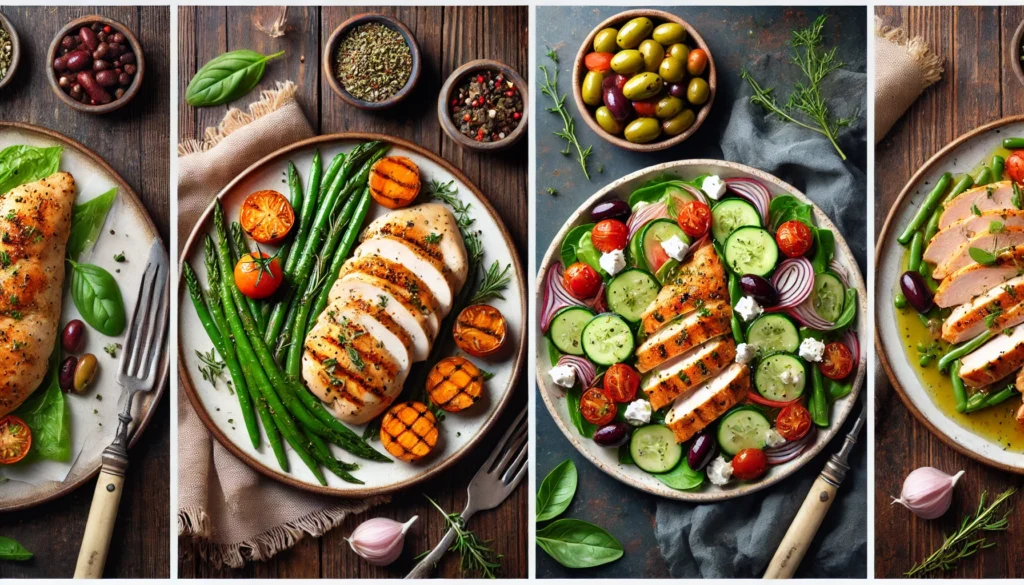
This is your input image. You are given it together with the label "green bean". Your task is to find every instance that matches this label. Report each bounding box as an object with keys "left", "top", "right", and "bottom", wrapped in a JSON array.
[
  {"left": 899, "top": 172, "right": 952, "bottom": 244},
  {"left": 942, "top": 174, "right": 975, "bottom": 204},
  {"left": 908, "top": 231, "right": 924, "bottom": 273},
  {"left": 276, "top": 162, "right": 305, "bottom": 279},
  {"left": 975, "top": 167, "right": 993, "bottom": 187},
  {"left": 809, "top": 366, "right": 828, "bottom": 427},
  {"left": 229, "top": 222, "right": 265, "bottom": 334},
  {"left": 938, "top": 330, "right": 994, "bottom": 373},
  {"left": 992, "top": 155, "right": 1006, "bottom": 182},
  {"left": 1002, "top": 137, "right": 1024, "bottom": 150},
  {"left": 305, "top": 429, "right": 364, "bottom": 484},
  {"left": 923, "top": 208, "right": 942, "bottom": 241},
  {"left": 950, "top": 360, "right": 968, "bottom": 413},
  {"left": 894, "top": 293, "right": 907, "bottom": 309}
]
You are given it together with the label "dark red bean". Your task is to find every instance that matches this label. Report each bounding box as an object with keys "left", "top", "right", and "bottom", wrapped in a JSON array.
[
  {"left": 111, "top": 32, "right": 125, "bottom": 45},
  {"left": 97, "top": 30, "right": 108, "bottom": 43},
  {"left": 61, "top": 35, "right": 76, "bottom": 50},
  {"left": 65, "top": 50, "right": 92, "bottom": 73},
  {"left": 123, "top": 64, "right": 136, "bottom": 76},
  {"left": 93, "top": 59, "right": 111, "bottom": 72},
  {"left": 79, "top": 26, "right": 99, "bottom": 51},
  {"left": 53, "top": 55, "right": 70, "bottom": 72},
  {"left": 94, "top": 70, "right": 118, "bottom": 87},
  {"left": 119, "top": 52, "right": 135, "bottom": 65},
  {"left": 93, "top": 42, "right": 109, "bottom": 60},
  {"left": 77, "top": 71, "right": 113, "bottom": 104},
  {"left": 106, "top": 43, "right": 123, "bottom": 57},
  {"left": 118, "top": 72, "right": 132, "bottom": 86}
]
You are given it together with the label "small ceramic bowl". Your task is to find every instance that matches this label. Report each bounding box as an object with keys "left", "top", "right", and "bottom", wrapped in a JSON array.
[
  {"left": 47, "top": 15, "right": 145, "bottom": 115},
  {"left": 1012, "top": 20, "right": 1024, "bottom": 88},
  {"left": 0, "top": 11, "right": 20, "bottom": 91},
  {"left": 324, "top": 13, "right": 421, "bottom": 110},
  {"left": 438, "top": 59, "right": 528, "bottom": 152},
  {"left": 572, "top": 9, "right": 717, "bottom": 152}
]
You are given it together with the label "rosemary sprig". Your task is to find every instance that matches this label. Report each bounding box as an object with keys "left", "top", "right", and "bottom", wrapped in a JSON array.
[
  {"left": 195, "top": 348, "right": 226, "bottom": 384},
  {"left": 424, "top": 495, "right": 502, "bottom": 579},
  {"left": 905, "top": 488, "right": 1016, "bottom": 577},
  {"left": 539, "top": 48, "right": 592, "bottom": 180},
  {"left": 470, "top": 260, "right": 512, "bottom": 304}
]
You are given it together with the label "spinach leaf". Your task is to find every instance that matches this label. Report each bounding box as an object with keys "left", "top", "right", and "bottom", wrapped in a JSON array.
[
  {"left": 0, "top": 145, "right": 62, "bottom": 195},
  {"left": 617, "top": 443, "right": 634, "bottom": 465},
  {"left": 559, "top": 223, "right": 595, "bottom": 268},
  {"left": 768, "top": 194, "right": 814, "bottom": 232},
  {"left": 810, "top": 228, "right": 834, "bottom": 273},
  {"left": 828, "top": 378, "right": 853, "bottom": 402},
  {"left": 185, "top": 50, "right": 285, "bottom": 107},
  {"left": 548, "top": 337, "right": 562, "bottom": 367},
  {"left": 67, "top": 187, "right": 117, "bottom": 260},
  {"left": 15, "top": 345, "right": 71, "bottom": 462},
  {"left": 536, "top": 518, "right": 624, "bottom": 569},
  {"left": 536, "top": 459, "right": 578, "bottom": 522},
  {"left": 0, "top": 536, "right": 32, "bottom": 561},
  {"left": 69, "top": 261, "right": 126, "bottom": 336},
  {"left": 831, "top": 288, "right": 858, "bottom": 331},
  {"left": 653, "top": 456, "right": 705, "bottom": 491},
  {"left": 576, "top": 231, "right": 604, "bottom": 276},
  {"left": 566, "top": 385, "right": 596, "bottom": 438}
]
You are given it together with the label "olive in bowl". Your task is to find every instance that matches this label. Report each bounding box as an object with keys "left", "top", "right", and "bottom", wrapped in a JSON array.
[{"left": 47, "top": 16, "right": 144, "bottom": 114}]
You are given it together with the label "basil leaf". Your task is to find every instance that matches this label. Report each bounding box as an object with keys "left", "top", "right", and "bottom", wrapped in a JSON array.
[
  {"left": 617, "top": 443, "right": 634, "bottom": 465},
  {"left": 810, "top": 228, "right": 834, "bottom": 274},
  {"left": 968, "top": 246, "right": 998, "bottom": 266},
  {"left": 0, "top": 145, "right": 62, "bottom": 195},
  {"left": 990, "top": 220, "right": 1005, "bottom": 234},
  {"left": 653, "top": 457, "right": 705, "bottom": 491},
  {"left": 536, "top": 518, "right": 623, "bottom": 569},
  {"left": 576, "top": 231, "right": 604, "bottom": 275},
  {"left": 536, "top": 459, "right": 578, "bottom": 522},
  {"left": 566, "top": 385, "right": 596, "bottom": 438},
  {"left": 186, "top": 50, "right": 285, "bottom": 107},
  {"left": 67, "top": 187, "right": 117, "bottom": 260},
  {"left": 70, "top": 261, "right": 126, "bottom": 336},
  {"left": 0, "top": 536, "right": 32, "bottom": 561},
  {"left": 15, "top": 345, "right": 71, "bottom": 462},
  {"left": 768, "top": 194, "right": 814, "bottom": 232},
  {"left": 559, "top": 223, "right": 595, "bottom": 268}
]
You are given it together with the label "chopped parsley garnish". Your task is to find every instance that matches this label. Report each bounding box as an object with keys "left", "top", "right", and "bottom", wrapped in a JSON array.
[
  {"left": 424, "top": 232, "right": 442, "bottom": 245},
  {"left": 104, "top": 343, "right": 122, "bottom": 358},
  {"left": 113, "top": 252, "right": 126, "bottom": 262}
]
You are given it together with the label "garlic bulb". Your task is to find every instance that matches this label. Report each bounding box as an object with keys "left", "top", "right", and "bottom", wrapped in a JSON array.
[
  {"left": 892, "top": 467, "right": 964, "bottom": 519},
  {"left": 347, "top": 516, "right": 418, "bottom": 566}
]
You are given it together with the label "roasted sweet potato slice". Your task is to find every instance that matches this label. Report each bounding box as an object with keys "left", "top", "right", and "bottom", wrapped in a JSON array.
[
  {"left": 426, "top": 356, "right": 484, "bottom": 413},
  {"left": 380, "top": 401, "right": 438, "bottom": 462}
]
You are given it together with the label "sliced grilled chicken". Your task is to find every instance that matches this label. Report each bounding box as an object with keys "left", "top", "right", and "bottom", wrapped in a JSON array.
[
  {"left": 942, "top": 275, "right": 1024, "bottom": 343},
  {"left": 933, "top": 245, "right": 1024, "bottom": 308},
  {"left": 362, "top": 203, "right": 468, "bottom": 292},
  {"left": 665, "top": 363, "right": 750, "bottom": 444},
  {"left": 939, "top": 181, "right": 1018, "bottom": 230},
  {"left": 0, "top": 172, "right": 75, "bottom": 418},
  {"left": 640, "top": 244, "right": 728, "bottom": 335},
  {"left": 959, "top": 324, "right": 1024, "bottom": 388},
  {"left": 337, "top": 255, "right": 442, "bottom": 336},
  {"left": 635, "top": 302, "right": 732, "bottom": 373},
  {"left": 925, "top": 209, "right": 1024, "bottom": 266},
  {"left": 643, "top": 336, "right": 736, "bottom": 411},
  {"left": 328, "top": 278, "right": 434, "bottom": 360},
  {"left": 933, "top": 226, "right": 1024, "bottom": 280},
  {"left": 339, "top": 296, "right": 416, "bottom": 361},
  {"left": 1016, "top": 367, "right": 1024, "bottom": 394},
  {"left": 354, "top": 237, "right": 453, "bottom": 315},
  {"left": 331, "top": 300, "right": 411, "bottom": 374}
]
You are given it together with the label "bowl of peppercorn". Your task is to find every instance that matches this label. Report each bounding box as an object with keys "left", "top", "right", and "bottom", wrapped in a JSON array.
[
  {"left": 439, "top": 59, "right": 528, "bottom": 152},
  {"left": 0, "top": 10, "right": 20, "bottom": 91},
  {"left": 47, "top": 15, "right": 145, "bottom": 114},
  {"left": 324, "top": 13, "right": 421, "bottom": 111}
]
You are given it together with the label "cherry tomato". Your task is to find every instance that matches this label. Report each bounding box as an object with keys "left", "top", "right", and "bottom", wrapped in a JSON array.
[
  {"left": 603, "top": 363, "right": 640, "bottom": 403},
  {"left": 1007, "top": 151, "right": 1024, "bottom": 184},
  {"left": 591, "top": 219, "right": 629, "bottom": 253},
  {"left": 820, "top": 341, "right": 854, "bottom": 380},
  {"left": 584, "top": 52, "right": 614, "bottom": 73},
  {"left": 776, "top": 404, "right": 812, "bottom": 441},
  {"left": 677, "top": 200, "right": 711, "bottom": 238},
  {"left": 776, "top": 220, "right": 813, "bottom": 258},
  {"left": 239, "top": 190, "right": 295, "bottom": 245},
  {"left": 234, "top": 251, "right": 283, "bottom": 299},
  {"left": 686, "top": 48, "right": 709, "bottom": 76},
  {"left": 632, "top": 98, "right": 658, "bottom": 117},
  {"left": 563, "top": 262, "right": 602, "bottom": 299},
  {"left": 580, "top": 388, "right": 617, "bottom": 426},
  {"left": 731, "top": 448, "right": 768, "bottom": 480},
  {"left": 0, "top": 415, "right": 32, "bottom": 465}
]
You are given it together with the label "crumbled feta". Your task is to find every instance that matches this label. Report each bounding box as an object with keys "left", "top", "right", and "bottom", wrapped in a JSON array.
[
  {"left": 548, "top": 365, "right": 576, "bottom": 388},
  {"left": 624, "top": 399, "right": 652, "bottom": 426},
  {"left": 599, "top": 249, "right": 626, "bottom": 276},
  {"left": 799, "top": 337, "right": 826, "bottom": 363},
  {"left": 735, "top": 296, "right": 763, "bottom": 322},
  {"left": 779, "top": 366, "right": 804, "bottom": 386},
  {"left": 735, "top": 343, "right": 757, "bottom": 365},
  {"left": 764, "top": 428, "right": 787, "bottom": 448},
  {"left": 702, "top": 175, "right": 727, "bottom": 200},
  {"left": 660, "top": 235, "right": 690, "bottom": 261},
  {"left": 707, "top": 456, "right": 733, "bottom": 486}
]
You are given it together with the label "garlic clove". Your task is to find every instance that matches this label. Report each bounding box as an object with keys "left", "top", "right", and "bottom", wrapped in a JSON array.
[
  {"left": 892, "top": 467, "right": 965, "bottom": 520},
  {"left": 346, "top": 515, "right": 418, "bottom": 566}
]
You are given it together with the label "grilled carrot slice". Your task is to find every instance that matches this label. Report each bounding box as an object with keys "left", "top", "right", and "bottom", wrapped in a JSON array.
[
  {"left": 426, "top": 356, "right": 484, "bottom": 413},
  {"left": 453, "top": 304, "right": 508, "bottom": 357},
  {"left": 369, "top": 156, "right": 421, "bottom": 209},
  {"left": 380, "top": 401, "right": 438, "bottom": 462}
]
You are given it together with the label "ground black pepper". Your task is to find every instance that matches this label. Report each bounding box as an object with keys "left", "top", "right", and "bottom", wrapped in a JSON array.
[{"left": 449, "top": 70, "right": 523, "bottom": 143}]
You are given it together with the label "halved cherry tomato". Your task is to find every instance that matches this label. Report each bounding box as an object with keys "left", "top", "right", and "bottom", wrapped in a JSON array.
[
  {"left": 731, "top": 448, "right": 768, "bottom": 480},
  {"left": 603, "top": 363, "right": 640, "bottom": 403},
  {"left": 776, "top": 220, "right": 813, "bottom": 258},
  {"left": 563, "top": 261, "right": 602, "bottom": 299},
  {"left": 453, "top": 304, "right": 507, "bottom": 357},
  {"left": 677, "top": 200, "right": 711, "bottom": 238},
  {"left": 584, "top": 52, "right": 614, "bottom": 73},
  {"left": 820, "top": 341, "right": 854, "bottom": 380},
  {"left": 0, "top": 415, "right": 32, "bottom": 465},
  {"left": 776, "top": 404, "right": 812, "bottom": 441},
  {"left": 1007, "top": 151, "right": 1024, "bottom": 184},
  {"left": 632, "top": 98, "right": 658, "bottom": 117},
  {"left": 239, "top": 190, "right": 295, "bottom": 246},
  {"left": 591, "top": 219, "right": 629, "bottom": 253},
  {"left": 580, "top": 388, "right": 617, "bottom": 426},
  {"left": 234, "top": 251, "right": 283, "bottom": 299}
]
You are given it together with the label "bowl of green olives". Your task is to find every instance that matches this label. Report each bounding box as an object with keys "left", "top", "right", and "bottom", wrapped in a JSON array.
[{"left": 572, "top": 9, "right": 716, "bottom": 151}]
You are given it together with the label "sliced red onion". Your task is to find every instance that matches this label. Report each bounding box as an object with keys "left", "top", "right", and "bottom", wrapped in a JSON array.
[
  {"left": 541, "top": 262, "right": 583, "bottom": 332},
  {"left": 627, "top": 201, "right": 669, "bottom": 240},
  {"left": 787, "top": 300, "right": 836, "bottom": 330},
  {"left": 843, "top": 329, "right": 860, "bottom": 367},
  {"left": 725, "top": 178, "right": 772, "bottom": 223},
  {"left": 587, "top": 281, "right": 608, "bottom": 313},
  {"left": 765, "top": 258, "right": 814, "bottom": 311},
  {"left": 556, "top": 355, "right": 596, "bottom": 391},
  {"left": 765, "top": 430, "right": 815, "bottom": 465},
  {"left": 829, "top": 260, "right": 850, "bottom": 287},
  {"left": 677, "top": 183, "right": 708, "bottom": 205}
]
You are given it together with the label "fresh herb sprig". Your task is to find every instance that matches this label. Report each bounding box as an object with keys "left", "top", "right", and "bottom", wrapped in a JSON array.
[
  {"left": 424, "top": 495, "right": 502, "bottom": 578},
  {"left": 471, "top": 260, "right": 512, "bottom": 304},
  {"left": 195, "top": 348, "right": 226, "bottom": 384},
  {"left": 539, "top": 48, "right": 593, "bottom": 180}
]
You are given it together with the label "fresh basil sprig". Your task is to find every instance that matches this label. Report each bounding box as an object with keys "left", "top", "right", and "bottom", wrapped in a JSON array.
[
  {"left": 536, "top": 459, "right": 578, "bottom": 522},
  {"left": 0, "top": 536, "right": 32, "bottom": 561},
  {"left": 67, "top": 187, "right": 117, "bottom": 261},
  {"left": 68, "top": 260, "right": 126, "bottom": 336},
  {"left": 535, "top": 460, "right": 623, "bottom": 568},
  {"left": 185, "top": 50, "right": 285, "bottom": 107}
]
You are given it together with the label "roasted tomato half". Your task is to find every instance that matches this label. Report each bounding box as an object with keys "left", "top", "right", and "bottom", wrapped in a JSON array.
[
  {"left": 677, "top": 200, "right": 711, "bottom": 238},
  {"left": 776, "top": 220, "right": 813, "bottom": 258},
  {"left": 820, "top": 341, "right": 854, "bottom": 380},
  {"left": 776, "top": 404, "right": 812, "bottom": 441},
  {"left": 239, "top": 190, "right": 295, "bottom": 245},
  {"left": 234, "top": 251, "right": 283, "bottom": 299},
  {"left": 603, "top": 363, "right": 640, "bottom": 403},
  {"left": 580, "top": 388, "right": 617, "bottom": 426},
  {"left": 0, "top": 415, "right": 32, "bottom": 465}
]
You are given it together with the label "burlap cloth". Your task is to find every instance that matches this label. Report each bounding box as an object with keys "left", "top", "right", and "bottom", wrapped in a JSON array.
[
  {"left": 875, "top": 16, "right": 944, "bottom": 142},
  {"left": 177, "top": 81, "right": 388, "bottom": 569}
]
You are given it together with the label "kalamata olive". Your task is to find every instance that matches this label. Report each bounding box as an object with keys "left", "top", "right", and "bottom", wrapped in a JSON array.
[
  {"left": 900, "top": 270, "right": 934, "bottom": 313},
  {"left": 667, "top": 82, "right": 686, "bottom": 99},
  {"left": 603, "top": 85, "right": 631, "bottom": 121},
  {"left": 65, "top": 50, "right": 93, "bottom": 73},
  {"left": 53, "top": 55, "right": 69, "bottom": 72},
  {"left": 119, "top": 52, "right": 136, "bottom": 65},
  {"left": 93, "top": 42, "right": 109, "bottom": 60},
  {"left": 61, "top": 35, "right": 76, "bottom": 50},
  {"left": 95, "top": 70, "right": 118, "bottom": 88},
  {"left": 687, "top": 431, "right": 718, "bottom": 471},
  {"left": 593, "top": 422, "right": 631, "bottom": 447},
  {"left": 601, "top": 73, "right": 628, "bottom": 91},
  {"left": 591, "top": 199, "right": 631, "bottom": 222},
  {"left": 77, "top": 72, "right": 113, "bottom": 105},
  {"left": 73, "top": 354, "right": 98, "bottom": 393},
  {"left": 79, "top": 26, "right": 99, "bottom": 51},
  {"left": 740, "top": 274, "right": 778, "bottom": 307},
  {"left": 59, "top": 356, "right": 78, "bottom": 392},
  {"left": 97, "top": 30, "right": 108, "bottom": 43},
  {"left": 62, "top": 319, "right": 87, "bottom": 353}
]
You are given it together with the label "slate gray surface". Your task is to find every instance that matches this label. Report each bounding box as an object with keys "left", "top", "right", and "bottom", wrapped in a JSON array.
[{"left": 535, "top": 5, "right": 867, "bottom": 579}]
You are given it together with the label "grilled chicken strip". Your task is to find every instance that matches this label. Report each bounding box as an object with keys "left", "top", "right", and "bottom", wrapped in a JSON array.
[
  {"left": 933, "top": 245, "right": 1024, "bottom": 308},
  {"left": 933, "top": 226, "right": 1024, "bottom": 280},
  {"left": 354, "top": 238, "right": 453, "bottom": 315},
  {"left": 635, "top": 302, "right": 732, "bottom": 373},
  {"left": 925, "top": 209, "right": 1024, "bottom": 266},
  {"left": 642, "top": 336, "right": 735, "bottom": 411},
  {"left": 939, "top": 181, "right": 1017, "bottom": 230},
  {"left": 665, "top": 362, "right": 749, "bottom": 444},
  {"left": 959, "top": 324, "right": 1024, "bottom": 388},
  {"left": 328, "top": 278, "right": 433, "bottom": 361},
  {"left": 362, "top": 203, "right": 468, "bottom": 292},
  {"left": 640, "top": 244, "right": 728, "bottom": 335},
  {"left": 337, "top": 255, "right": 442, "bottom": 336},
  {"left": 942, "top": 275, "right": 1024, "bottom": 344},
  {"left": 0, "top": 172, "right": 75, "bottom": 418}
]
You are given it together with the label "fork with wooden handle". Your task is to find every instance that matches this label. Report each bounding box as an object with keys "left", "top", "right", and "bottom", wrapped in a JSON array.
[
  {"left": 405, "top": 409, "right": 527, "bottom": 579},
  {"left": 73, "top": 242, "right": 169, "bottom": 579}
]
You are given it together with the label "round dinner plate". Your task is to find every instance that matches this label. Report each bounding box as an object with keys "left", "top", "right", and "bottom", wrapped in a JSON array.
[
  {"left": 0, "top": 122, "right": 168, "bottom": 512},
  {"left": 178, "top": 133, "right": 526, "bottom": 497},
  {"left": 875, "top": 115, "right": 1024, "bottom": 474},
  {"left": 536, "top": 159, "right": 866, "bottom": 502}
]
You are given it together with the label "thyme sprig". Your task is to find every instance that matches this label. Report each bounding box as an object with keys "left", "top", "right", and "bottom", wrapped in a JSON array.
[
  {"left": 470, "top": 260, "right": 512, "bottom": 304},
  {"left": 539, "top": 48, "right": 592, "bottom": 180},
  {"left": 424, "top": 495, "right": 502, "bottom": 579},
  {"left": 195, "top": 348, "right": 226, "bottom": 384}
]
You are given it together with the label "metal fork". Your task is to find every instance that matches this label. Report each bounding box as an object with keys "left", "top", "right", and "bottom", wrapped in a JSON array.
[
  {"left": 405, "top": 409, "right": 528, "bottom": 579},
  {"left": 74, "top": 241, "right": 169, "bottom": 579}
]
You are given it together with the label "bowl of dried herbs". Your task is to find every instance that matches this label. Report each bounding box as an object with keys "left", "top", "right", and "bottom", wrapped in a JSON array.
[
  {"left": 0, "top": 10, "right": 20, "bottom": 90},
  {"left": 324, "top": 13, "right": 420, "bottom": 110}
]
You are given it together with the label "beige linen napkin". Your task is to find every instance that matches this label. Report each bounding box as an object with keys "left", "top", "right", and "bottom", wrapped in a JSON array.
[
  {"left": 178, "top": 81, "right": 387, "bottom": 568},
  {"left": 874, "top": 17, "right": 944, "bottom": 143}
]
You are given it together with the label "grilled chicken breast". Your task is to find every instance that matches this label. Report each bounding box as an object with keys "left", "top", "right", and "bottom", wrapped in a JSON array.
[
  {"left": 337, "top": 256, "right": 442, "bottom": 336},
  {"left": 643, "top": 336, "right": 736, "bottom": 411},
  {"left": 665, "top": 363, "right": 749, "bottom": 444},
  {"left": 933, "top": 226, "right": 1024, "bottom": 280},
  {"left": 959, "top": 324, "right": 1024, "bottom": 388},
  {"left": 0, "top": 172, "right": 75, "bottom": 418},
  {"left": 635, "top": 302, "right": 732, "bottom": 373},
  {"left": 328, "top": 278, "right": 433, "bottom": 361},
  {"left": 942, "top": 275, "right": 1024, "bottom": 343},
  {"left": 939, "top": 181, "right": 1017, "bottom": 230},
  {"left": 354, "top": 238, "right": 453, "bottom": 315},
  {"left": 933, "top": 245, "right": 1024, "bottom": 308},
  {"left": 640, "top": 244, "right": 728, "bottom": 335},
  {"left": 362, "top": 203, "right": 468, "bottom": 292},
  {"left": 925, "top": 209, "right": 1024, "bottom": 266}
]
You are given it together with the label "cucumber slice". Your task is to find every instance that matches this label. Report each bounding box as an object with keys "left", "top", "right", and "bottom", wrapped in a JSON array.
[
  {"left": 746, "top": 314, "right": 800, "bottom": 354},
  {"left": 717, "top": 406, "right": 771, "bottom": 456},
  {"left": 754, "top": 353, "right": 807, "bottom": 401},
  {"left": 628, "top": 227, "right": 647, "bottom": 271},
  {"left": 641, "top": 219, "right": 689, "bottom": 275},
  {"left": 629, "top": 424, "right": 683, "bottom": 473},
  {"left": 607, "top": 269, "right": 660, "bottom": 323},
  {"left": 724, "top": 226, "right": 778, "bottom": 277},
  {"left": 711, "top": 198, "right": 761, "bottom": 244},
  {"left": 811, "top": 272, "right": 845, "bottom": 322},
  {"left": 581, "top": 313, "right": 635, "bottom": 365},
  {"left": 548, "top": 306, "right": 595, "bottom": 356}
]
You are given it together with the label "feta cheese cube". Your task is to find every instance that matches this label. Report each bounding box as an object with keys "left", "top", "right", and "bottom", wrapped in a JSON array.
[
  {"left": 660, "top": 235, "right": 690, "bottom": 262},
  {"left": 702, "top": 175, "right": 727, "bottom": 200},
  {"left": 548, "top": 365, "right": 576, "bottom": 388},
  {"left": 764, "top": 428, "right": 787, "bottom": 448},
  {"left": 799, "top": 337, "right": 826, "bottom": 363},
  {"left": 707, "top": 456, "right": 733, "bottom": 486},
  {"left": 599, "top": 249, "right": 626, "bottom": 276},
  {"left": 624, "top": 399, "right": 652, "bottom": 426},
  {"left": 735, "top": 296, "right": 763, "bottom": 322},
  {"left": 735, "top": 343, "right": 756, "bottom": 365},
  {"left": 779, "top": 366, "right": 803, "bottom": 386}
]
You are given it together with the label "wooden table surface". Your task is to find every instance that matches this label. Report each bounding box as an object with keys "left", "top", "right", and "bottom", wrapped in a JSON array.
[
  {"left": 0, "top": 6, "right": 170, "bottom": 579},
  {"left": 177, "top": 6, "right": 527, "bottom": 579},
  {"left": 875, "top": 5, "right": 1024, "bottom": 579}
]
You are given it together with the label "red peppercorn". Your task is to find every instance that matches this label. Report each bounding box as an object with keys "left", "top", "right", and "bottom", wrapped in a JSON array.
[
  {"left": 477, "top": 74, "right": 484, "bottom": 84},
  {"left": 513, "top": 112, "right": 522, "bottom": 120},
  {"left": 505, "top": 90, "right": 514, "bottom": 97},
  {"left": 463, "top": 114, "right": 471, "bottom": 122},
  {"left": 103, "top": 26, "right": 111, "bottom": 33},
  {"left": 451, "top": 99, "right": 458, "bottom": 106}
]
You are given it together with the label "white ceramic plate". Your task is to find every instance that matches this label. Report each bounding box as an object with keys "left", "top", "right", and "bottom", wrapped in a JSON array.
[
  {"left": 875, "top": 115, "right": 1024, "bottom": 474},
  {"left": 179, "top": 134, "right": 526, "bottom": 496},
  {"left": 536, "top": 159, "right": 866, "bottom": 502}
]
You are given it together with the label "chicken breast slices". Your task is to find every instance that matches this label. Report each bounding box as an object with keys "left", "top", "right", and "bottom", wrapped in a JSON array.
[
  {"left": 640, "top": 244, "right": 728, "bottom": 336},
  {"left": 942, "top": 275, "right": 1024, "bottom": 344},
  {"left": 642, "top": 336, "right": 736, "bottom": 411},
  {"left": 328, "top": 276, "right": 436, "bottom": 357},
  {"left": 924, "top": 209, "right": 1024, "bottom": 266},
  {"left": 635, "top": 301, "right": 732, "bottom": 373},
  {"left": 933, "top": 245, "right": 1024, "bottom": 308},
  {"left": 354, "top": 237, "right": 453, "bottom": 315},
  {"left": 959, "top": 324, "right": 1024, "bottom": 388},
  {"left": 665, "top": 363, "right": 750, "bottom": 444},
  {"left": 337, "top": 255, "right": 442, "bottom": 336},
  {"left": 933, "top": 226, "right": 1024, "bottom": 280},
  {"left": 362, "top": 202, "right": 468, "bottom": 293},
  {"left": 939, "top": 181, "right": 1018, "bottom": 230}
]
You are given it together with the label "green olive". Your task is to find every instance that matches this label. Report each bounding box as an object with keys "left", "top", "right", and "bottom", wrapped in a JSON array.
[
  {"left": 73, "top": 353, "right": 98, "bottom": 394},
  {"left": 658, "top": 56, "right": 685, "bottom": 83},
  {"left": 581, "top": 71, "right": 606, "bottom": 106},
  {"left": 662, "top": 109, "right": 696, "bottom": 136},
  {"left": 655, "top": 95, "right": 684, "bottom": 119},
  {"left": 622, "top": 72, "right": 664, "bottom": 101},
  {"left": 593, "top": 28, "right": 619, "bottom": 53},
  {"left": 653, "top": 22, "right": 687, "bottom": 45},
  {"left": 667, "top": 43, "right": 690, "bottom": 62},
  {"left": 638, "top": 39, "right": 665, "bottom": 73},
  {"left": 595, "top": 106, "right": 625, "bottom": 135},
  {"left": 610, "top": 50, "right": 645, "bottom": 75},
  {"left": 687, "top": 77, "right": 710, "bottom": 105},
  {"left": 624, "top": 117, "right": 662, "bottom": 143},
  {"left": 616, "top": 17, "right": 654, "bottom": 49}
]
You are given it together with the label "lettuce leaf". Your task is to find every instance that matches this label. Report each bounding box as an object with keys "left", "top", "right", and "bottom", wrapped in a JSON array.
[{"left": 14, "top": 346, "right": 72, "bottom": 462}]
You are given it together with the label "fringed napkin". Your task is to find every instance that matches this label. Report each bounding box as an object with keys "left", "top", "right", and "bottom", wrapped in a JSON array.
[{"left": 875, "top": 17, "right": 944, "bottom": 142}]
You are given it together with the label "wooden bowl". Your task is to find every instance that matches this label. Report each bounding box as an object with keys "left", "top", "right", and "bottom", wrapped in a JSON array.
[
  {"left": 438, "top": 59, "right": 528, "bottom": 152},
  {"left": 46, "top": 15, "right": 145, "bottom": 115},
  {"left": 1012, "top": 20, "right": 1024, "bottom": 89},
  {"left": 572, "top": 9, "right": 717, "bottom": 152},
  {"left": 0, "top": 10, "right": 20, "bottom": 91},
  {"left": 323, "top": 13, "right": 421, "bottom": 110}
]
